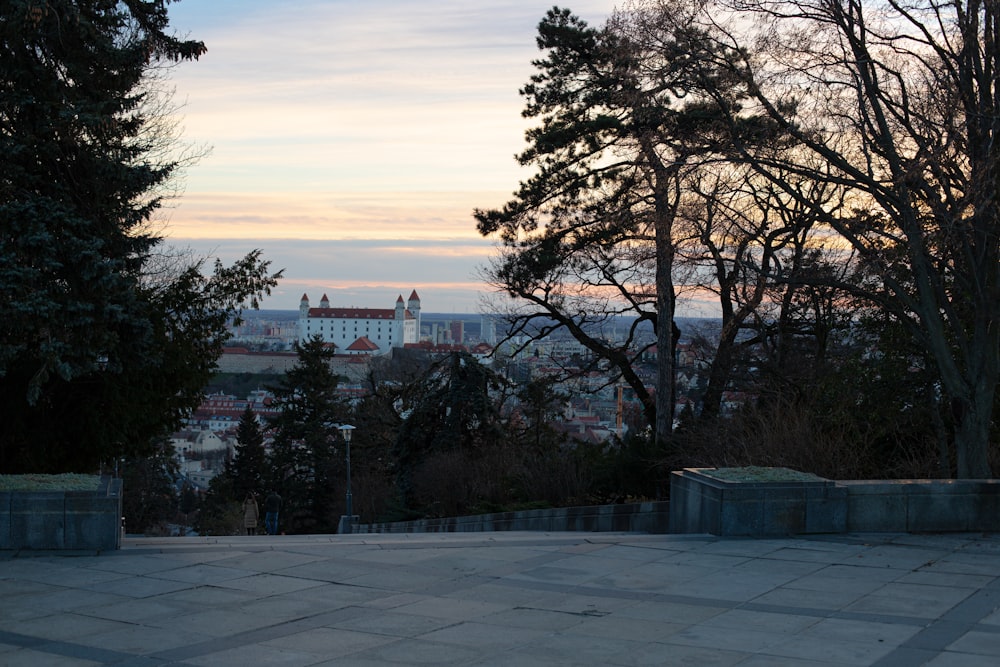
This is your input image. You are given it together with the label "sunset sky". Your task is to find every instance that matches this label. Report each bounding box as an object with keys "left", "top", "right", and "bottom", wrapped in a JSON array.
[{"left": 163, "top": 0, "right": 621, "bottom": 312}]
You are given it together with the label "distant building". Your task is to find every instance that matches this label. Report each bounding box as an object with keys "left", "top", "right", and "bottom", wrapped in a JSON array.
[
  {"left": 298, "top": 290, "right": 421, "bottom": 355},
  {"left": 170, "top": 429, "right": 229, "bottom": 460},
  {"left": 469, "top": 342, "right": 494, "bottom": 363},
  {"left": 449, "top": 319, "right": 465, "bottom": 344},
  {"left": 481, "top": 315, "right": 497, "bottom": 345}
]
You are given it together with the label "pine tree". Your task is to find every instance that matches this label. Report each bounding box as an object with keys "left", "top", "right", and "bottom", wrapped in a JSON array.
[
  {"left": 475, "top": 6, "right": 772, "bottom": 453},
  {"left": 120, "top": 442, "right": 179, "bottom": 535}
]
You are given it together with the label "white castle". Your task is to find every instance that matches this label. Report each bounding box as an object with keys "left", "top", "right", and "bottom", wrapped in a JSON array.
[{"left": 298, "top": 290, "right": 421, "bottom": 355}]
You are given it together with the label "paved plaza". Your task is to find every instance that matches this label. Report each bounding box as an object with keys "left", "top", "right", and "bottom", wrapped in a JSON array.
[{"left": 1, "top": 531, "right": 999, "bottom": 665}]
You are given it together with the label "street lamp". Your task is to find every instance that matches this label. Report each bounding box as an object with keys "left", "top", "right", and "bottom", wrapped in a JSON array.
[{"left": 337, "top": 424, "right": 356, "bottom": 534}]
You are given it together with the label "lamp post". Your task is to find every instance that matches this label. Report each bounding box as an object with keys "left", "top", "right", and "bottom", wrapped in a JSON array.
[{"left": 338, "top": 424, "right": 356, "bottom": 534}]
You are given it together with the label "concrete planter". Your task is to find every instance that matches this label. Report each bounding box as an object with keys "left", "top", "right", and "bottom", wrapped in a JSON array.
[
  {"left": 671, "top": 468, "right": 1000, "bottom": 536},
  {"left": 670, "top": 468, "right": 846, "bottom": 537},
  {"left": 1, "top": 476, "right": 122, "bottom": 551}
]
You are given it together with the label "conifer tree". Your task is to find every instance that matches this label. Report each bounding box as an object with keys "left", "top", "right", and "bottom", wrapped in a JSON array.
[
  {"left": 230, "top": 405, "right": 267, "bottom": 499},
  {"left": 0, "top": 1, "right": 281, "bottom": 472},
  {"left": 475, "top": 6, "right": 772, "bottom": 453},
  {"left": 394, "top": 351, "right": 507, "bottom": 508},
  {"left": 267, "top": 337, "right": 347, "bottom": 533}
]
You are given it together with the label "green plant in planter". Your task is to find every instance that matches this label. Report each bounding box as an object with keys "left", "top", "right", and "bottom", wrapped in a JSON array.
[{"left": 702, "top": 467, "right": 826, "bottom": 483}]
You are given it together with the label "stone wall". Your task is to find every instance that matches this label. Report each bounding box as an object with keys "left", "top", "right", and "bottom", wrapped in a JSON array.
[
  {"left": 217, "top": 351, "right": 370, "bottom": 382},
  {"left": 215, "top": 352, "right": 300, "bottom": 374},
  {"left": 843, "top": 479, "right": 1000, "bottom": 533},
  {"left": 669, "top": 469, "right": 846, "bottom": 537},
  {"left": 356, "top": 501, "right": 670, "bottom": 534}
]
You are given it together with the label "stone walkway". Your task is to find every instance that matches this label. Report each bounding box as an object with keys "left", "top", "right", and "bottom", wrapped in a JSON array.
[{"left": 2, "top": 531, "right": 999, "bottom": 665}]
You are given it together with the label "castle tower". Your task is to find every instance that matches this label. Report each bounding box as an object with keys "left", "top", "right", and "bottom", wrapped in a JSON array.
[
  {"left": 407, "top": 289, "right": 421, "bottom": 332},
  {"left": 298, "top": 294, "right": 310, "bottom": 341},
  {"left": 319, "top": 294, "right": 330, "bottom": 309},
  {"left": 395, "top": 294, "right": 405, "bottom": 321}
]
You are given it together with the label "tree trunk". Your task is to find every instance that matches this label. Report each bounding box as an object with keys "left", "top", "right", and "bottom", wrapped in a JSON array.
[
  {"left": 954, "top": 397, "right": 994, "bottom": 479},
  {"left": 655, "top": 228, "right": 675, "bottom": 453},
  {"left": 699, "top": 326, "right": 737, "bottom": 420},
  {"left": 951, "top": 332, "right": 998, "bottom": 478},
  {"left": 644, "top": 138, "right": 681, "bottom": 455}
]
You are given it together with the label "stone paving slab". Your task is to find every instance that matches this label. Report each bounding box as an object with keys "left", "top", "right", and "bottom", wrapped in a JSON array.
[{"left": 2, "top": 531, "right": 999, "bottom": 665}]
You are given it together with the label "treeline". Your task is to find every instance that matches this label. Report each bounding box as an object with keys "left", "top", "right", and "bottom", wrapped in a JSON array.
[{"left": 188, "top": 338, "right": 661, "bottom": 535}]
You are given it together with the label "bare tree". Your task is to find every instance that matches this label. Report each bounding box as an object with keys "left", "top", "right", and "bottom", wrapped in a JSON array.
[{"left": 663, "top": 0, "right": 1000, "bottom": 476}]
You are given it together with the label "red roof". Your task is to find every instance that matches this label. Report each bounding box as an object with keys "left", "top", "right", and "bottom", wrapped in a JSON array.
[
  {"left": 308, "top": 307, "right": 404, "bottom": 320},
  {"left": 408, "top": 289, "right": 420, "bottom": 301},
  {"left": 346, "top": 336, "right": 380, "bottom": 352}
]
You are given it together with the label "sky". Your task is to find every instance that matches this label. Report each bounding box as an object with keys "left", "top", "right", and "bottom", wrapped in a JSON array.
[{"left": 161, "top": 0, "right": 622, "bottom": 313}]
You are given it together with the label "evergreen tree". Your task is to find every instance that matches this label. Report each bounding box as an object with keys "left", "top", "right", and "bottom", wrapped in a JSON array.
[
  {"left": 513, "top": 376, "right": 568, "bottom": 452},
  {"left": 0, "top": 2, "right": 281, "bottom": 472},
  {"left": 394, "top": 352, "right": 507, "bottom": 508},
  {"left": 267, "top": 337, "right": 347, "bottom": 533},
  {"left": 120, "top": 442, "right": 179, "bottom": 535},
  {"left": 230, "top": 405, "right": 267, "bottom": 499},
  {"left": 195, "top": 471, "right": 242, "bottom": 536}
]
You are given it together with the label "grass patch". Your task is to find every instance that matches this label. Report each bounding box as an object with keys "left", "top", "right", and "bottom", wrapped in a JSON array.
[{"left": 0, "top": 473, "right": 102, "bottom": 492}]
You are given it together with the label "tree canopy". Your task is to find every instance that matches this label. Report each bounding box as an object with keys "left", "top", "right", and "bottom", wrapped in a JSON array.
[
  {"left": 682, "top": 0, "right": 1000, "bottom": 476},
  {"left": 478, "top": 1, "right": 998, "bottom": 477}
]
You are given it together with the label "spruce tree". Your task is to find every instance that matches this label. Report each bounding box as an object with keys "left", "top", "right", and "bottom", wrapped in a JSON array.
[
  {"left": 0, "top": 2, "right": 280, "bottom": 472},
  {"left": 230, "top": 405, "right": 267, "bottom": 499},
  {"left": 267, "top": 337, "right": 347, "bottom": 533}
]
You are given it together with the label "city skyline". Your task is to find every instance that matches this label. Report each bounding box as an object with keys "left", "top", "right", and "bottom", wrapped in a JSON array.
[{"left": 162, "top": 0, "right": 621, "bottom": 312}]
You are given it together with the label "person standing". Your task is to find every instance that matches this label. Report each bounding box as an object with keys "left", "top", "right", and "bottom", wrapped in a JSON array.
[
  {"left": 242, "top": 493, "right": 259, "bottom": 536},
  {"left": 264, "top": 491, "right": 282, "bottom": 535}
]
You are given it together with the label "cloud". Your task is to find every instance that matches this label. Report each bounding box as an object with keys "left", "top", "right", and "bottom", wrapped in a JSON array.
[
  {"left": 167, "top": 0, "right": 619, "bottom": 193},
  {"left": 164, "top": 190, "right": 505, "bottom": 239},
  {"left": 169, "top": 235, "right": 496, "bottom": 311},
  {"left": 160, "top": 1, "right": 621, "bottom": 312}
]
